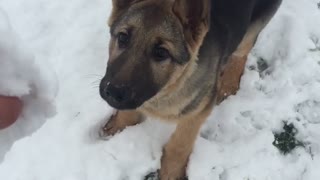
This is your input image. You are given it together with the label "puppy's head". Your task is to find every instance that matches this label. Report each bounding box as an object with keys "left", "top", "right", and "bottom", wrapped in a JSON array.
[{"left": 100, "top": 0, "right": 210, "bottom": 110}]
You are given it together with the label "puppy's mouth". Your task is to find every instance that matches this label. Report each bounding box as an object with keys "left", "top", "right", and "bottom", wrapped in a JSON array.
[{"left": 103, "top": 94, "right": 144, "bottom": 110}]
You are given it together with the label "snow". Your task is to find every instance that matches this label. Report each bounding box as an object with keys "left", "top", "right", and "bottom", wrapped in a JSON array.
[
  {"left": 0, "top": 8, "right": 57, "bottom": 161},
  {"left": 0, "top": 0, "right": 320, "bottom": 179}
]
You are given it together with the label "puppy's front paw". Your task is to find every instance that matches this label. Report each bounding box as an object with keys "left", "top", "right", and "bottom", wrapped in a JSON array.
[
  {"left": 160, "top": 164, "right": 188, "bottom": 180},
  {"left": 99, "top": 113, "right": 123, "bottom": 139},
  {"left": 99, "top": 110, "right": 144, "bottom": 139},
  {"left": 159, "top": 150, "right": 189, "bottom": 180}
]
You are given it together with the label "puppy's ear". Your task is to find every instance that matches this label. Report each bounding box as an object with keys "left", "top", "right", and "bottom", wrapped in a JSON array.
[
  {"left": 112, "top": 0, "right": 134, "bottom": 9},
  {"left": 109, "top": 0, "right": 137, "bottom": 25},
  {"left": 172, "top": 0, "right": 210, "bottom": 51}
]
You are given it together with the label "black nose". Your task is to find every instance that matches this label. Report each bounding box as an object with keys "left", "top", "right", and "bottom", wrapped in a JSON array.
[{"left": 101, "top": 83, "right": 133, "bottom": 103}]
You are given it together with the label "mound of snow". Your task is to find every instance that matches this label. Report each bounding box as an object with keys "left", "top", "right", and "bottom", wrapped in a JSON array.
[{"left": 0, "top": 8, "right": 58, "bottom": 161}]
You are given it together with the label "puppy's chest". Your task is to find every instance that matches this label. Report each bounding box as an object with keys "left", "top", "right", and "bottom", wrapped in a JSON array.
[{"left": 140, "top": 86, "right": 208, "bottom": 120}]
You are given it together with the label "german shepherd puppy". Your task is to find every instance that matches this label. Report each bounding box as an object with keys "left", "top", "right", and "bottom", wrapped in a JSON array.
[{"left": 99, "top": 0, "right": 282, "bottom": 179}]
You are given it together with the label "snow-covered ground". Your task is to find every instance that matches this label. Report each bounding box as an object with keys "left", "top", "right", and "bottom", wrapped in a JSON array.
[{"left": 1, "top": 0, "right": 320, "bottom": 179}]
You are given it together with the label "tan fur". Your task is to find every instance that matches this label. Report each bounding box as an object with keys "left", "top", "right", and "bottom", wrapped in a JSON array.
[
  {"left": 216, "top": 54, "right": 248, "bottom": 103},
  {"left": 160, "top": 97, "right": 214, "bottom": 179},
  {"left": 140, "top": 60, "right": 198, "bottom": 121}
]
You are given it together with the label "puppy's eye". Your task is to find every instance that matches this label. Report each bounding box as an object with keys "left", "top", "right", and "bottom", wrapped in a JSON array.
[
  {"left": 153, "top": 47, "right": 170, "bottom": 61},
  {"left": 118, "top": 32, "right": 129, "bottom": 48}
]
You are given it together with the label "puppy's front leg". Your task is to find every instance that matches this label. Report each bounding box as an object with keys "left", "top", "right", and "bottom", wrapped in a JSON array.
[
  {"left": 100, "top": 110, "right": 144, "bottom": 137},
  {"left": 217, "top": 54, "right": 247, "bottom": 103},
  {"left": 160, "top": 110, "right": 211, "bottom": 180}
]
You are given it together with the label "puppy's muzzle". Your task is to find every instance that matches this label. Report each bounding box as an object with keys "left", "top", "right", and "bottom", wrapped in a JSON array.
[{"left": 100, "top": 82, "right": 139, "bottom": 110}]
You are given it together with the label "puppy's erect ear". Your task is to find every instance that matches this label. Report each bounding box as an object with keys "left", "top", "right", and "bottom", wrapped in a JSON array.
[
  {"left": 109, "top": 0, "right": 138, "bottom": 25},
  {"left": 172, "top": 0, "right": 211, "bottom": 51}
]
